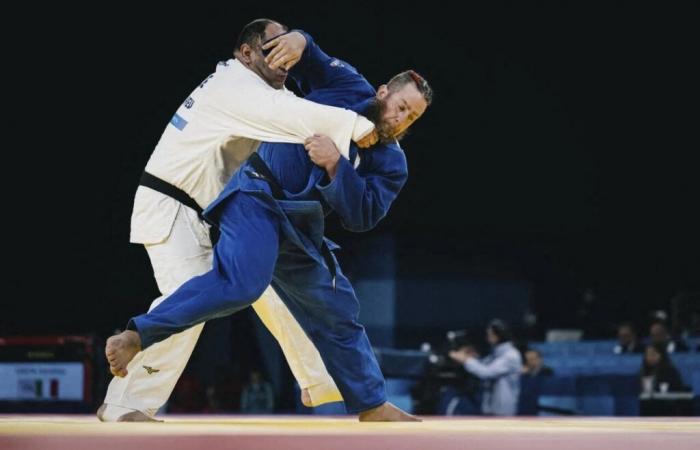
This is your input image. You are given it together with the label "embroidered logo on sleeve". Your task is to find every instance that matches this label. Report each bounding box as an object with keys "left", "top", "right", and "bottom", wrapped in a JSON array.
[
  {"left": 143, "top": 365, "right": 160, "bottom": 375},
  {"left": 330, "top": 59, "right": 345, "bottom": 68}
]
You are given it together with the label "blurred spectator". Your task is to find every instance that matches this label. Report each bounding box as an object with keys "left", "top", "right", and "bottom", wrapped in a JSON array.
[
  {"left": 201, "top": 366, "right": 243, "bottom": 413},
  {"left": 575, "top": 287, "right": 614, "bottom": 338},
  {"left": 613, "top": 322, "right": 643, "bottom": 354},
  {"left": 169, "top": 372, "right": 206, "bottom": 413},
  {"left": 670, "top": 293, "right": 700, "bottom": 344},
  {"left": 240, "top": 370, "right": 274, "bottom": 414},
  {"left": 640, "top": 343, "right": 686, "bottom": 393},
  {"left": 649, "top": 321, "right": 688, "bottom": 353},
  {"left": 691, "top": 310, "right": 700, "bottom": 339},
  {"left": 449, "top": 319, "right": 522, "bottom": 416},
  {"left": 522, "top": 349, "right": 554, "bottom": 377}
]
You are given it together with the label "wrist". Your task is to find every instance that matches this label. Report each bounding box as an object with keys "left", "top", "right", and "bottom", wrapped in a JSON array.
[
  {"left": 290, "top": 31, "right": 307, "bottom": 47},
  {"left": 325, "top": 155, "right": 340, "bottom": 179},
  {"left": 288, "top": 30, "right": 309, "bottom": 55}
]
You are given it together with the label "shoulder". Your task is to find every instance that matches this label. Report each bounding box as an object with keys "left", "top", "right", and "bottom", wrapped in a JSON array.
[
  {"left": 360, "top": 141, "right": 408, "bottom": 173},
  {"left": 368, "top": 140, "right": 406, "bottom": 159}
]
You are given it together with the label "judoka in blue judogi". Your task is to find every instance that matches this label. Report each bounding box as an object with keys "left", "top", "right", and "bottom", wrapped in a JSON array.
[{"left": 119, "top": 31, "right": 431, "bottom": 417}]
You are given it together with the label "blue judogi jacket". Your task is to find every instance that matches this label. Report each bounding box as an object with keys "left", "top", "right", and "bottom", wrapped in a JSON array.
[{"left": 204, "top": 31, "right": 408, "bottom": 235}]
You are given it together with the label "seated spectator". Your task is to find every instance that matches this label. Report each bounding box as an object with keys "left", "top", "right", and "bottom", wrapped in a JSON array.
[
  {"left": 522, "top": 349, "right": 554, "bottom": 377},
  {"left": 449, "top": 319, "right": 522, "bottom": 416},
  {"left": 649, "top": 321, "right": 688, "bottom": 354},
  {"left": 640, "top": 343, "right": 686, "bottom": 393},
  {"left": 240, "top": 370, "right": 274, "bottom": 414},
  {"left": 613, "top": 322, "right": 643, "bottom": 354}
]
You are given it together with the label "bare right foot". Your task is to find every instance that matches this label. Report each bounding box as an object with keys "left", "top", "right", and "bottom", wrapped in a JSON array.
[
  {"left": 105, "top": 330, "right": 141, "bottom": 377},
  {"left": 300, "top": 388, "right": 312, "bottom": 407},
  {"left": 358, "top": 402, "right": 422, "bottom": 422}
]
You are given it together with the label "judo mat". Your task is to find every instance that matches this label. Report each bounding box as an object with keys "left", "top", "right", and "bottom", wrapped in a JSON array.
[{"left": 1, "top": 415, "right": 698, "bottom": 450}]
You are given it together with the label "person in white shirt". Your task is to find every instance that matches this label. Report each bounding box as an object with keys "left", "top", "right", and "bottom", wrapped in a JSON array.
[
  {"left": 449, "top": 319, "right": 522, "bottom": 416},
  {"left": 98, "top": 18, "right": 377, "bottom": 422}
]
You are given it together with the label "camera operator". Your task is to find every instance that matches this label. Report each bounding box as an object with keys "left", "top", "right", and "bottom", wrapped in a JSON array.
[{"left": 411, "top": 334, "right": 481, "bottom": 415}]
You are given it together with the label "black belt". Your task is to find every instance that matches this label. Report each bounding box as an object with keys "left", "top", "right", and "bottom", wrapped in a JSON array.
[
  {"left": 247, "top": 153, "right": 337, "bottom": 289},
  {"left": 246, "top": 153, "right": 286, "bottom": 200},
  {"left": 139, "top": 171, "right": 220, "bottom": 244}
]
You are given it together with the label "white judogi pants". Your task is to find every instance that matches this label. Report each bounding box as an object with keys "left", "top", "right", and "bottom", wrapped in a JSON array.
[{"left": 101, "top": 205, "right": 341, "bottom": 419}]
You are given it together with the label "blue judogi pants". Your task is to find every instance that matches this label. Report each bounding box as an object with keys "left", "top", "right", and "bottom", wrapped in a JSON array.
[{"left": 130, "top": 192, "right": 386, "bottom": 413}]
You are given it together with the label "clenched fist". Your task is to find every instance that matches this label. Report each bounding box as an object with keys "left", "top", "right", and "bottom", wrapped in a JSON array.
[{"left": 304, "top": 134, "right": 341, "bottom": 178}]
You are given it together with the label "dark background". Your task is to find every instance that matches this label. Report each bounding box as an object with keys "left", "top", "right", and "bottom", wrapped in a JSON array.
[{"left": 6, "top": 2, "right": 699, "bottom": 345}]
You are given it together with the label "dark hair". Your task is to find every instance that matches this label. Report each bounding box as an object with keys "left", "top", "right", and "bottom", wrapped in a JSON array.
[
  {"left": 618, "top": 322, "right": 637, "bottom": 333},
  {"left": 387, "top": 70, "right": 433, "bottom": 105},
  {"left": 487, "top": 319, "right": 511, "bottom": 343},
  {"left": 235, "top": 18, "right": 287, "bottom": 51},
  {"left": 642, "top": 342, "right": 672, "bottom": 375}
]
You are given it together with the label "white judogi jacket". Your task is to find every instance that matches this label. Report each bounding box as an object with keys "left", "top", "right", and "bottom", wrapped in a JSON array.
[{"left": 131, "top": 58, "right": 373, "bottom": 244}]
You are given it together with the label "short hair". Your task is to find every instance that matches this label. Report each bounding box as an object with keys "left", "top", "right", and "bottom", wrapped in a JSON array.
[
  {"left": 618, "top": 322, "right": 636, "bottom": 333},
  {"left": 235, "top": 18, "right": 287, "bottom": 51},
  {"left": 487, "top": 319, "right": 512, "bottom": 343},
  {"left": 387, "top": 70, "right": 433, "bottom": 105}
]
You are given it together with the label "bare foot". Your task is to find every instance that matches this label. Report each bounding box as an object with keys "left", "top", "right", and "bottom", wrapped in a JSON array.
[
  {"left": 301, "top": 388, "right": 312, "bottom": 407},
  {"left": 96, "top": 403, "right": 108, "bottom": 422},
  {"left": 105, "top": 330, "right": 141, "bottom": 377},
  {"left": 96, "top": 403, "right": 161, "bottom": 422},
  {"left": 117, "top": 410, "right": 162, "bottom": 422},
  {"left": 358, "top": 402, "right": 422, "bottom": 422}
]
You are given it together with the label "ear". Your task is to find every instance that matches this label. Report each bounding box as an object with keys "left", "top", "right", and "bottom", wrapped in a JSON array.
[
  {"left": 376, "top": 84, "right": 389, "bottom": 99},
  {"left": 238, "top": 43, "right": 254, "bottom": 64}
]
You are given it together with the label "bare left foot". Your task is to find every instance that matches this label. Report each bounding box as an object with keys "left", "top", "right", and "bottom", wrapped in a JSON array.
[
  {"left": 105, "top": 330, "right": 141, "bottom": 377},
  {"left": 96, "top": 403, "right": 161, "bottom": 422},
  {"left": 96, "top": 403, "right": 108, "bottom": 422},
  {"left": 117, "top": 410, "right": 162, "bottom": 422}
]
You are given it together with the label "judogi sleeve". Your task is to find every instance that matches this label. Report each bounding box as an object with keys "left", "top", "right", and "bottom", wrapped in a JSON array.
[
  {"left": 288, "top": 31, "right": 366, "bottom": 95},
  {"left": 207, "top": 62, "right": 372, "bottom": 156},
  {"left": 315, "top": 145, "right": 408, "bottom": 232}
]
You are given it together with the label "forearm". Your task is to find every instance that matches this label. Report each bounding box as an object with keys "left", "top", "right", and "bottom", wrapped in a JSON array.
[
  {"left": 464, "top": 358, "right": 512, "bottom": 379},
  {"left": 233, "top": 88, "right": 370, "bottom": 158}
]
